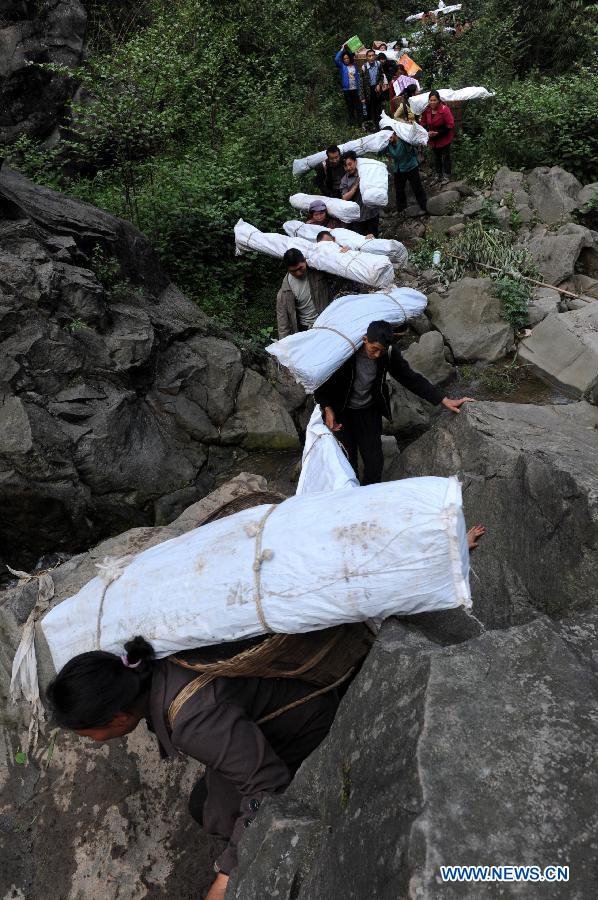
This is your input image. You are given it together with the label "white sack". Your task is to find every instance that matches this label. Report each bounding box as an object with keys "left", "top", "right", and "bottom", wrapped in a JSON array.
[
  {"left": 40, "top": 477, "right": 471, "bottom": 670},
  {"left": 296, "top": 406, "right": 358, "bottom": 495},
  {"left": 283, "top": 220, "right": 408, "bottom": 267},
  {"left": 234, "top": 219, "right": 313, "bottom": 259},
  {"left": 304, "top": 241, "right": 395, "bottom": 289},
  {"left": 379, "top": 112, "right": 429, "bottom": 147},
  {"left": 408, "top": 87, "right": 495, "bottom": 115},
  {"left": 266, "top": 287, "right": 427, "bottom": 393},
  {"left": 292, "top": 131, "right": 391, "bottom": 176},
  {"left": 235, "top": 221, "right": 394, "bottom": 288},
  {"left": 357, "top": 157, "right": 389, "bottom": 208},
  {"left": 290, "top": 192, "right": 360, "bottom": 223}
]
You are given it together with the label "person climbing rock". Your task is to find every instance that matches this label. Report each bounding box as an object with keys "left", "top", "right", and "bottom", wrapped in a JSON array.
[
  {"left": 45, "top": 627, "right": 372, "bottom": 900},
  {"left": 340, "top": 150, "right": 380, "bottom": 237},
  {"left": 384, "top": 128, "right": 427, "bottom": 213},
  {"left": 314, "top": 145, "right": 345, "bottom": 199},
  {"left": 276, "top": 248, "right": 334, "bottom": 338},
  {"left": 420, "top": 89, "right": 455, "bottom": 185},
  {"left": 305, "top": 197, "right": 342, "bottom": 228},
  {"left": 334, "top": 46, "right": 362, "bottom": 126},
  {"left": 314, "top": 320, "right": 472, "bottom": 485}
]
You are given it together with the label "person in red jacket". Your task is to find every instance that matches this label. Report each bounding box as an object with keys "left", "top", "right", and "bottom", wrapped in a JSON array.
[{"left": 420, "top": 90, "right": 455, "bottom": 185}]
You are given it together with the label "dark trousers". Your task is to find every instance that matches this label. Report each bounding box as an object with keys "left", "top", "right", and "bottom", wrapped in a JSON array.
[
  {"left": 338, "top": 405, "right": 384, "bottom": 485},
  {"left": 343, "top": 89, "right": 361, "bottom": 125},
  {"left": 367, "top": 90, "right": 382, "bottom": 125},
  {"left": 394, "top": 167, "right": 427, "bottom": 211},
  {"left": 432, "top": 145, "right": 452, "bottom": 177},
  {"left": 352, "top": 215, "right": 380, "bottom": 237}
]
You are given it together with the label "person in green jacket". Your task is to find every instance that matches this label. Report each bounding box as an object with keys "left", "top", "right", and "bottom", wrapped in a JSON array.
[{"left": 383, "top": 128, "right": 427, "bottom": 213}]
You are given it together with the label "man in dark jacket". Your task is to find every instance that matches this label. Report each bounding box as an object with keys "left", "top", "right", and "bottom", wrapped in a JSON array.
[
  {"left": 314, "top": 320, "right": 472, "bottom": 484},
  {"left": 361, "top": 49, "right": 383, "bottom": 126},
  {"left": 314, "top": 145, "right": 345, "bottom": 199},
  {"left": 276, "top": 248, "right": 335, "bottom": 339}
]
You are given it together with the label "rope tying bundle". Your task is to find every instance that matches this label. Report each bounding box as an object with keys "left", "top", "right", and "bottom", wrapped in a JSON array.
[{"left": 312, "top": 325, "right": 358, "bottom": 351}]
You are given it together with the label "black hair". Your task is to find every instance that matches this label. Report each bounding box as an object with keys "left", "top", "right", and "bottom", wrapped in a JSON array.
[
  {"left": 377, "top": 52, "right": 387, "bottom": 61},
  {"left": 283, "top": 248, "right": 306, "bottom": 267},
  {"left": 396, "top": 63, "right": 406, "bottom": 74},
  {"left": 429, "top": 89, "right": 441, "bottom": 102},
  {"left": 343, "top": 150, "right": 358, "bottom": 162},
  {"left": 342, "top": 48, "right": 355, "bottom": 63},
  {"left": 403, "top": 84, "right": 418, "bottom": 98},
  {"left": 46, "top": 636, "right": 155, "bottom": 730},
  {"left": 316, "top": 231, "right": 335, "bottom": 242},
  {"left": 366, "top": 320, "right": 394, "bottom": 347},
  {"left": 326, "top": 144, "right": 341, "bottom": 156}
]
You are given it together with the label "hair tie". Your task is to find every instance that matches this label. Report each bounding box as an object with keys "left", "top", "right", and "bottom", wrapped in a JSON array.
[{"left": 121, "top": 654, "right": 141, "bottom": 669}]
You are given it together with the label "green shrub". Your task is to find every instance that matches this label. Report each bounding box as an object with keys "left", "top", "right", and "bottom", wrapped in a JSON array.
[{"left": 493, "top": 276, "right": 532, "bottom": 331}]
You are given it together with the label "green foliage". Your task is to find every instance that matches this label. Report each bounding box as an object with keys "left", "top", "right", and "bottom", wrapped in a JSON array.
[
  {"left": 445, "top": 221, "right": 539, "bottom": 281},
  {"left": 459, "top": 358, "right": 528, "bottom": 395},
  {"left": 409, "top": 233, "right": 445, "bottom": 270},
  {"left": 64, "top": 318, "right": 87, "bottom": 332},
  {"left": 493, "top": 276, "right": 531, "bottom": 331},
  {"left": 14, "top": 750, "right": 27, "bottom": 765}
]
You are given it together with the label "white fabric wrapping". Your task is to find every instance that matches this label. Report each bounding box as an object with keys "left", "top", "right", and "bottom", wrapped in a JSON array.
[
  {"left": 290, "top": 193, "right": 360, "bottom": 223},
  {"left": 406, "top": 3, "right": 461, "bottom": 20},
  {"left": 40, "top": 477, "right": 471, "bottom": 669},
  {"left": 379, "top": 112, "right": 429, "bottom": 146},
  {"left": 266, "top": 287, "right": 427, "bottom": 392},
  {"left": 283, "top": 220, "right": 408, "bottom": 267},
  {"left": 357, "top": 157, "right": 389, "bottom": 208},
  {"left": 235, "top": 220, "right": 394, "bottom": 288},
  {"left": 234, "top": 219, "right": 313, "bottom": 259},
  {"left": 292, "top": 131, "right": 391, "bottom": 176},
  {"left": 304, "top": 241, "right": 395, "bottom": 289},
  {"left": 296, "top": 406, "right": 358, "bottom": 495},
  {"left": 408, "top": 87, "right": 495, "bottom": 115}
]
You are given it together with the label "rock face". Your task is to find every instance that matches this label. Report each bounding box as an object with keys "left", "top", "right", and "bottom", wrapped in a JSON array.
[
  {"left": 0, "top": 0, "right": 86, "bottom": 144},
  {"left": 0, "top": 474, "right": 280, "bottom": 900},
  {"left": 228, "top": 615, "right": 598, "bottom": 900},
  {"left": 403, "top": 329, "right": 455, "bottom": 385},
  {"left": 519, "top": 305, "right": 598, "bottom": 400},
  {"left": 391, "top": 401, "right": 598, "bottom": 627},
  {"left": 425, "top": 190, "right": 460, "bottom": 217},
  {"left": 427, "top": 277, "right": 515, "bottom": 362},
  {"left": 0, "top": 168, "right": 299, "bottom": 569},
  {"left": 492, "top": 165, "right": 586, "bottom": 226},
  {"left": 520, "top": 222, "right": 598, "bottom": 286}
]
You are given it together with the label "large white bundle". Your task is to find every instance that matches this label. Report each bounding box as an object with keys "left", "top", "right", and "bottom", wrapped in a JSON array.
[
  {"left": 296, "top": 405, "right": 358, "bottom": 495},
  {"left": 406, "top": 3, "right": 461, "bottom": 20},
  {"left": 409, "top": 87, "right": 494, "bottom": 115},
  {"left": 290, "top": 192, "right": 360, "bottom": 223},
  {"left": 234, "top": 219, "right": 313, "bottom": 259},
  {"left": 357, "top": 157, "right": 389, "bottom": 208},
  {"left": 283, "top": 220, "right": 408, "bottom": 267},
  {"left": 379, "top": 112, "right": 429, "bottom": 147},
  {"left": 266, "top": 287, "right": 427, "bottom": 392},
  {"left": 40, "top": 477, "right": 471, "bottom": 669},
  {"left": 235, "top": 220, "right": 395, "bottom": 288},
  {"left": 304, "top": 241, "right": 395, "bottom": 289},
  {"left": 292, "top": 131, "right": 391, "bottom": 176}
]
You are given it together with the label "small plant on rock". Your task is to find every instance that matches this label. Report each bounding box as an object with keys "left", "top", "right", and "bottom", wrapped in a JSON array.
[{"left": 493, "top": 276, "right": 531, "bottom": 331}]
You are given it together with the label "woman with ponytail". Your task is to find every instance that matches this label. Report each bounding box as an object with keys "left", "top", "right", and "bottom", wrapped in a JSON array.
[{"left": 46, "top": 628, "right": 366, "bottom": 900}]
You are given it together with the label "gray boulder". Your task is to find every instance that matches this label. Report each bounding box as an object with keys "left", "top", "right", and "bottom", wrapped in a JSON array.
[
  {"left": 0, "top": 0, "right": 86, "bottom": 144},
  {"left": 461, "top": 195, "right": 484, "bottom": 216},
  {"left": 228, "top": 615, "right": 598, "bottom": 900},
  {"left": 577, "top": 182, "right": 598, "bottom": 207},
  {"left": 526, "top": 286, "right": 562, "bottom": 326},
  {"left": 525, "top": 166, "right": 583, "bottom": 224},
  {"left": 0, "top": 168, "right": 300, "bottom": 569},
  {"left": 392, "top": 400, "right": 598, "bottom": 626},
  {"left": 427, "top": 277, "right": 515, "bottom": 362},
  {"left": 403, "top": 330, "right": 455, "bottom": 384},
  {"left": 519, "top": 305, "right": 598, "bottom": 399},
  {"left": 427, "top": 213, "right": 466, "bottom": 234},
  {"left": 425, "top": 190, "right": 460, "bottom": 216},
  {"left": 520, "top": 222, "right": 598, "bottom": 285}
]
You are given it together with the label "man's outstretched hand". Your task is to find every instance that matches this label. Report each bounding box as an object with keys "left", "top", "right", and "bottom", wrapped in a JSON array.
[
  {"left": 441, "top": 397, "right": 474, "bottom": 414},
  {"left": 205, "top": 873, "right": 229, "bottom": 900},
  {"left": 324, "top": 406, "right": 342, "bottom": 432}
]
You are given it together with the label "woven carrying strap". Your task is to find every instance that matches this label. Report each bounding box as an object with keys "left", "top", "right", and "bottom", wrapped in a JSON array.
[
  {"left": 312, "top": 325, "right": 357, "bottom": 352},
  {"left": 167, "top": 625, "right": 372, "bottom": 728}
]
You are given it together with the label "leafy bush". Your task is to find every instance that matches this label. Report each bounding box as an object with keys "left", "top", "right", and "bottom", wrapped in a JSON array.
[{"left": 493, "top": 276, "right": 531, "bottom": 331}]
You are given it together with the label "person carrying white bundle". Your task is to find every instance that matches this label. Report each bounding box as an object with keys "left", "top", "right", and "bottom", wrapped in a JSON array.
[
  {"left": 267, "top": 286, "right": 428, "bottom": 393},
  {"left": 356, "top": 157, "right": 389, "bottom": 209},
  {"left": 314, "top": 319, "right": 472, "bottom": 485},
  {"left": 290, "top": 192, "right": 360, "bottom": 223},
  {"left": 293, "top": 132, "right": 392, "bottom": 178},
  {"left": 408, "top": 86, "right": 494, "bottom": 116},
  {"left": 276, "top": 247, "right": 336, "bottom": 339},
  {"left": 308, "top": 233, "right": 395, "bottom": 290},
  {"left": 379, "top": 111, "right": 429, "bottom": 146},
  {"left": 340, "top": 151, "right": 381, "bottom": 237},
  {"left": 296, "top": 404, "right": 359, "bottom": 495}
]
